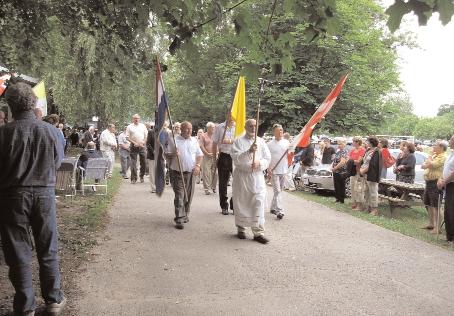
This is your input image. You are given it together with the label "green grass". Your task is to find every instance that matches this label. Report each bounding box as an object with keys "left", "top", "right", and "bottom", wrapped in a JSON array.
[
  {"left": 292, "top": 190, "right": 453, "bottom": 250},
  {"left": 74, "top": 168, "right": 123, "bottom": 231}
]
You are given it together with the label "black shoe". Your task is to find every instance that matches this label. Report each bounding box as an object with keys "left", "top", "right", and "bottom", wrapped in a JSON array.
[
  {"left": 222, "top": 209, "right": 229, "bottom": 215},
  {"left": 277, "top": 213, "right": 284, "bottom": 220},
  {"left": 131, "top": 179, "right": 137, "bottom": 184},
  {"left": 175, "top": 223, "right": 184, "bottom": 229},
  {"left": 253, "top": 235, "right": 269, "bottom": 244},
  {"left": 237, "top": 232, "right": 246, "bottom": 239},
  {"left": 123, "top": 176, "right": 129, "bottom": 179},
  {"left": 270, "top": 209, "right": 277, "bottom": 215},
  {"left": 184, "top": 217, "right": 189, "bottom": 223}
]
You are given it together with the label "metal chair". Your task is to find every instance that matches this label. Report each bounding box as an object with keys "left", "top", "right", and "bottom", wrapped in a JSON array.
[
  {"left": 80, "top": 158, "right": 109, "bottom": 195},
  {"left": 55, "top": 157, "right": 79, "bottom": 198}
]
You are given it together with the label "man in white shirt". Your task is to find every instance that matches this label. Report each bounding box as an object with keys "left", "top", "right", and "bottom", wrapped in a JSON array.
[
  {"left": 166, "top": 121, "right": 203, "bottom": 229},
  {"left": 231, "top": 119, "right": 271, "bottom": 244},
  {"left": 126, "top": 114, "right": 148, "bottom": 183},
  {"left": 438, "top": 135, "right": 454, "bottom": 244},
  {"left": 117, "top": 126, "right": 131, "bottom": 179},
  {"left": 212, "top": 113, "right": 235, "bottom": 215},
  {"left": 267, "top": 124, "right": 290, "bottom": 220},
  {"left": 100, "top": 124, "right": 117, "bottom": 178}
]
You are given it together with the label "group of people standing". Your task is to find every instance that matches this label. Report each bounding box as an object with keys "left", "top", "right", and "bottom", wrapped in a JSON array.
[{"left": 329, "top": 135, "right": 454, "bottom": 243}]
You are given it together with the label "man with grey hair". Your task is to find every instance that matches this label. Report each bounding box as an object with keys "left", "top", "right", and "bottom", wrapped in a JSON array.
[
  {"left": 82, "top": 125, "right": 96, "bottom": 148},
  {"left": 200, "top": 122, "right": 217, "bottom": 195},
  {"left": 0, "top": 82, "right": 66, "bottom": 315},
  {"left": 100, "top": 123, "right": 117, "bottom": 178},
  {"left": 166, "top": 121, "right": 203, "bottom": 229},
  {"left": 438, "top": 136, "right": 454, "bottom": 244},
  {"left": 267, "top": 124, "right": 290, "bottom": 219},
  {"left": 231, "top": 119, "right": 271, "bottom": 243},
  {"left": 126, "top": 114, "right": 148, "bottom": 183}
]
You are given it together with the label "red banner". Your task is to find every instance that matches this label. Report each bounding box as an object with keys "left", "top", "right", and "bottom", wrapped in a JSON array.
[{"left": 291, "top": 74, "right": 349, "bottom": 148}]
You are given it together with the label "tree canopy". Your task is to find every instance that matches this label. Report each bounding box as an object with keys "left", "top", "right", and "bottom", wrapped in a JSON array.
[{"left": 1, "top": 0, "right": 442, "bottom": 135}]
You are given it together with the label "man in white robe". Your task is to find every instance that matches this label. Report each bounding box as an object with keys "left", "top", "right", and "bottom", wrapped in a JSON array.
[
  {"left": 231, "top": 119, "right": 271, "bottom": 244},
  {"left": 267, "top": 124, "right": 290, "bottom": 220}
]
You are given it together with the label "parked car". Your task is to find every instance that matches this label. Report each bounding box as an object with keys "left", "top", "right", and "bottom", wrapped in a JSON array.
[
  {"left": 301, "top": 149, "right": 428, "bottom": 195},
  {"left": 384, "top": 149, "right": 428, "bottom": 184}
]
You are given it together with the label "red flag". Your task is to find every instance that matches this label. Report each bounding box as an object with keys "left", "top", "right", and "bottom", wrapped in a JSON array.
[{"left": 291, "top": 74, "right": 349, "bottom": 149}]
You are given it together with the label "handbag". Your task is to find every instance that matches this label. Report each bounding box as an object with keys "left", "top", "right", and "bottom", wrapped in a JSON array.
[{"left": 355, "top": 176, "right": 365, "bottom": 192}]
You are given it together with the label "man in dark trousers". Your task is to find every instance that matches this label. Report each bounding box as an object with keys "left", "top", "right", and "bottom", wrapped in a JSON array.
[
  {"left": 0, "top": 83, "right": 66, "bottom": 315},
  {"left": 438, "top": 135, "right": 454, "bottom": 244},
  {"left": 212, "top": 113, "right": 236, "bottom": 215}
]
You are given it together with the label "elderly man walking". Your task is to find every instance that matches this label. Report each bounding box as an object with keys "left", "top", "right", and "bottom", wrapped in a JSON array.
[
  {"left": 438, "top": 135, "right": 454, "bottom": 244},
  {"left": 232, "top": 119, "right": 271, "bottom": 244},
  {"left": 126, "top": 114, "right": 148, "bottom": 183},
  {"left": 267, "top": 124, "right": 290, "bottom": 220},
  {"left": 0, "top": 83, "right": 66, "bottom": 315},
  {"left": 100, "top": 123, "right": 117, "bottom": 178},
  {"left": 166, "top": 121, "right": 203, "bottom": 229},
  {"left": 200, "top": 122, "right": 218, "bottom": 195}
]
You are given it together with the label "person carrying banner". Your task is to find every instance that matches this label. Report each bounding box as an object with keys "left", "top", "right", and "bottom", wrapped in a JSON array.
[
  {"left": 232, "top": 119, "right": 271, "bottom": 243},
  {"left": 212, "top": 113, "right": 236, "bottom": 215},
  {"left": 166, "top": 121, "right": 203, "bottom": 229},
  {"left": 267, "top": 124, "right": 290, "bottom": 219}
]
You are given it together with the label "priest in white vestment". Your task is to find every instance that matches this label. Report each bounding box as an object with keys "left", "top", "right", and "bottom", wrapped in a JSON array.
[{"left": 231, "top": 119, "right": 271, "bottom": 244}]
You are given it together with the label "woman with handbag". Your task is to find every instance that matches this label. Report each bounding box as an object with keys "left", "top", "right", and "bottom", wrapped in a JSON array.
[
  {"left": 332, "top": 138, "right": 349, "bottom": 203},
  {"left": 359, "top": 136, "right": 382, "bottom": 215}
]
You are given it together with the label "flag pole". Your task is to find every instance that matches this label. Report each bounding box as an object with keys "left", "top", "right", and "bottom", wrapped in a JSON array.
[
  {"left": 156, "top": 56, "right": 188, "bottom": 203},
  {"left": 251, "top": 77, "right": 267, "bottom": 170}
]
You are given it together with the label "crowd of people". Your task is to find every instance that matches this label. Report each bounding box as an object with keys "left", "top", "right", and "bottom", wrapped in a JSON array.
[{"left": 1, "top": 81, "right": 454, "bottom": 316}]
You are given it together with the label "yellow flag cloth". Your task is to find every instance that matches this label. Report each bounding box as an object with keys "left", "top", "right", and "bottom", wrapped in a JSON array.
[
  {"left": 231, "top": 76, "right": 246, "bottom": 137},
  {"left": 32, "top": 81, "right": 48, "bottom": 116}
]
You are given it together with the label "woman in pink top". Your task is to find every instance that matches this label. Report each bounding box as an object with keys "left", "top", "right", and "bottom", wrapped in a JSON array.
[{"left": 349, "top": 137, "right": 366, "bottom": 210}]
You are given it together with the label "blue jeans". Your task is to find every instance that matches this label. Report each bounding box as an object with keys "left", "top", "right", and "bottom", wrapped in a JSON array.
[{"left": 0, "top": 187, "right": 63, "bottom": 313}]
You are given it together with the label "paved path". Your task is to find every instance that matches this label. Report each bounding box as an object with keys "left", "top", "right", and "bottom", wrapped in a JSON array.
[{"left": 76, "top": 177, "right": 454, "bottom": 315}]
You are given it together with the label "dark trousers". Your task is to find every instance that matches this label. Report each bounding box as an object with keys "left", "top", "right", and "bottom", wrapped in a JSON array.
[
  {"left": 217, "top": 153, "right": 233, "bottom": 211},
  {"left": 0, "top": 187, "right": 63, "bottom": 313},
  {"left": 130, "top": 145, "right": 146, "bottom": 181},
  {"left": 445, "top": 183, "right": 454, "bottom": 241},
  {"left": 170, "top": 169, "right": 195, "bottom": 223},
  {"left": 333, "top": 172, "right": 346, "bottom": 203}
]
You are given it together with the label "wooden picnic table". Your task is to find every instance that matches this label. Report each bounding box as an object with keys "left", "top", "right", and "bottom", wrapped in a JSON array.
[{"left": 378, "top": 179, "right": 425, "bottom": 216}]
